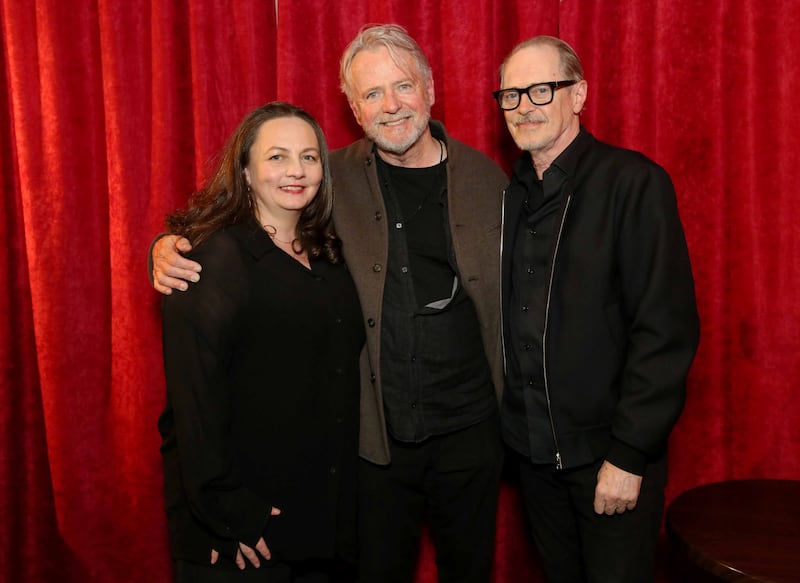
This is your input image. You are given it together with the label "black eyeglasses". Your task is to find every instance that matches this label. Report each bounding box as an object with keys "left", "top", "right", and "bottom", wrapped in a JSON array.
[{"left": 492, "top": 80, "right": 578, "bottom": 111}]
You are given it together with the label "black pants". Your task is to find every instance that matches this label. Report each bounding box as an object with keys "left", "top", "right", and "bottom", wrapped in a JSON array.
[
  {"left": 357, "top": 416, "right": 504, "bottom": 583},
  {"left": 516, "top": 453, "right": 667, "bottom": 583},
  {"left": 173, "top": 558, "right": 352, "bottom": 583}
]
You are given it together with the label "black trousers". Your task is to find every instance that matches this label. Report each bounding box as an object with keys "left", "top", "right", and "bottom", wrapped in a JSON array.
[
  {"left": 357, "top": 416, "right": 504, "bottom": 583},
  {"left": 173, "top": 558, "right": 352, "bottom": 583},
  {"left": 516, "top": 453, "right": 667, "bottom": 583}
]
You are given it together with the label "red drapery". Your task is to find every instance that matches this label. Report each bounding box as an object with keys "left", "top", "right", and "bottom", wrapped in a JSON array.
[{"left": 2, "top": 1, "right": 798, "bottom": 581}]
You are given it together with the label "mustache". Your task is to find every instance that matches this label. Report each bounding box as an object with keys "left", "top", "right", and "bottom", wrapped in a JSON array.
[
  {"left": 377, "top": 111, "right": 414, "bottom": 124},
  {"left": 515, "top": 114, "right": 547, "bottom": 126}
]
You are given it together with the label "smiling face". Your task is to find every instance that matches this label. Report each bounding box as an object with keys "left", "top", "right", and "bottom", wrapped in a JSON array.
[
  {"left": 501, "top": 44, "right": 586, "bottom": 168},
  {"left": 243, "top": 116, "right": 322, "bottom": 222},
  {"left": 347, "top": 46, "right": 434, "bottom": 157}
]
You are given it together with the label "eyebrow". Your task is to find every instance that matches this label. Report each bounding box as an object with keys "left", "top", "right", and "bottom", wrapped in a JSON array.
[{"left": 264, "top": 146, "right": 320, "bottom": 155}]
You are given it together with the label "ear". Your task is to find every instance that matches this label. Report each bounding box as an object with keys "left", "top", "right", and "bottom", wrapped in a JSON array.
[
  {"left": 572, "top": 80, "right": 588, "bottom": 114},
  {"left": 426, "top": 75, "right": 435, "bottom": 107},
  {"left": 243, "top": 167, "right": 252, "bottom": 186}
]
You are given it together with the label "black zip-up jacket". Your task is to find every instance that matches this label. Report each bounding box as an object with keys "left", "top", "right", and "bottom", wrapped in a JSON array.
[{"left": 501, "top": 130, "right": 700, "bottom": 474}]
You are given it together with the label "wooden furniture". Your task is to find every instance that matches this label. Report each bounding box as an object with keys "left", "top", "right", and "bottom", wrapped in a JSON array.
[{"left": 665, "top": 479, "right": 800, "bottom": 582}]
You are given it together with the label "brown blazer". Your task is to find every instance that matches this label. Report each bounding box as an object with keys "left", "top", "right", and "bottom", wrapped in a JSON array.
[{"left": 331, "top": 121, "right": 507, "bottom": 464}]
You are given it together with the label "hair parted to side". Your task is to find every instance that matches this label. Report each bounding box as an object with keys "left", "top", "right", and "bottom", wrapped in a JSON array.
[
  {"left": 499, "top": 35, "right": 584, "bottom": 84},
  {"left": 166, "top": 101, "right": 342, "bottom": 263},
  {"left": 339, "top": 23, "right": 432, "bottom": 100}
]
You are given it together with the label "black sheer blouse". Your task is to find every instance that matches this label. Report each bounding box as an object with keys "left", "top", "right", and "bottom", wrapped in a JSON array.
[{"left": 159, "top": 217, "right": 364, "bottom": 568}]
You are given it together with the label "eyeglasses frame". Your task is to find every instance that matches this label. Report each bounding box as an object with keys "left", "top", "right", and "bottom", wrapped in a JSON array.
[{"left": 492, "top": 80, "right": 579, "bottom": 111}]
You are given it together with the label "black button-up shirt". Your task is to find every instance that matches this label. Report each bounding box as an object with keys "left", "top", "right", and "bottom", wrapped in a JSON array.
[
  {"left": 159, "top": 219, "right": 364, "bottom": 564},
  {"left": 376, "top": 155, "right": 495, "bottom": 443},
  {"left": 502, "top": 154, "right": 566, "bottom": 462}
]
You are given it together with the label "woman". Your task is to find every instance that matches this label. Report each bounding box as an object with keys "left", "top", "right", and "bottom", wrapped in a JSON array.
[{"left": 158, "top": 102, "right": 364, "bottom": 583}]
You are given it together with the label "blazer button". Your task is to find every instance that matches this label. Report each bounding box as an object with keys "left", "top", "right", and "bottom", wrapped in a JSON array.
[
  {"left": 367, "top": 318, "right": 376, "bottom": 327},
  {"left": 374, "top": 212, "right": 382, "bottom": 221},
  {"left": 370, "top": 373, "right": 376, "bottom": 383},
  {"left": 372, "top": 263, "right": 382, "bottom": 272}
]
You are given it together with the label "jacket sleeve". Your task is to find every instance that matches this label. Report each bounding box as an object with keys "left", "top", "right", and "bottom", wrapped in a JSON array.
[
  {"left": 161, "top": 232, "right": 271, "bottom": 555},
  {"left": 606, "top": 160, "right": 700, "bottom": 475}
]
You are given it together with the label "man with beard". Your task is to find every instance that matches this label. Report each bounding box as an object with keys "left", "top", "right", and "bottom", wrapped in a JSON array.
[
  {"left": 152, "top": 24, "right": 507, "bottom": 583},
  {"left": 493, "top": 35, "right": 699, "bottom": 582}
]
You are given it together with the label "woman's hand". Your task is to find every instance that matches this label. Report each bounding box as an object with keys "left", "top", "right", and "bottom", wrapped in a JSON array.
[{"left": 210, "top": 506, "right": 282, "bottom": 569}]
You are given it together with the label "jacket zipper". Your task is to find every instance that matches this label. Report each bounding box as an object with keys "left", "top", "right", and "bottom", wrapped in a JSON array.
[
  {"left": 542, "top": 193, "right": 572, "bottom": 470},
  {"left": 499, "top": 190, "right": 508, "bottom": 374}
]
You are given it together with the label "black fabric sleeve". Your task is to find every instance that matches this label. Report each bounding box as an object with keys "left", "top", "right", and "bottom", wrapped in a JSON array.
[
  {"left": 161, "top": 230, "right": 271, "bottom": 553},
  {"left": 607, "top": 159, "right": 700, "bottom": 472}
]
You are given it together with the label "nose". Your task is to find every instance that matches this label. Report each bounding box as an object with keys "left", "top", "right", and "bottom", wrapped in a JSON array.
[
  {"left": 517, "top": 91, "right": 537, "bottom": 113},
  {"left": 382, "top": 90, "right": 401, "bottom": 113},
  {"left": 286, "top": 156, "right": 305, "bottom": 177}
]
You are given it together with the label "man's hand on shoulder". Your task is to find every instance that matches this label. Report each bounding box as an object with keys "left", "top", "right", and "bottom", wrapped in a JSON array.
[{"left": 153, "top": 235, "right": 201, "bottom": 295}]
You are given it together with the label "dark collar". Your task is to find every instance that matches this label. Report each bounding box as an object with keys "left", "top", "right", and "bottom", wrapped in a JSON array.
[
  {"left": 511, "top": 127, "right": 595, "bottom": 185},
  {"left": 228, "top": 216, "right": 279, "bottom": 260},
  {"left": 548, "top": 127, "right": 594, "bottom": 177}
]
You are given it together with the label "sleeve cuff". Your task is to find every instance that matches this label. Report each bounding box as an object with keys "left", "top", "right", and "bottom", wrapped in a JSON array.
[{"left": 605, "top": 437, "right": 648, "bottom": 476}]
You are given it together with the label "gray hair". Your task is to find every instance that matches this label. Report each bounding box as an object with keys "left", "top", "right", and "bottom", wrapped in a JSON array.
[
  {"left": 340, "top": 24, "right": 433, "bottom": 100},
  {"left": 499, "top": 35, "right": 584, "bottom": 84}
]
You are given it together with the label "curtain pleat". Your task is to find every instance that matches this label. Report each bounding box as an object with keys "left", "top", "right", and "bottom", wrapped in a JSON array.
[{"left": 2, "top": 1, "right": 799, "bottom": 582}]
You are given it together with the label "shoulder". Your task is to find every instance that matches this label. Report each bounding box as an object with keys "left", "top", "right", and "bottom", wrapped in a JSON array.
[
  {"left": 185, "top": 227, "right": 243, "bottom": 272},
  {"left": 587, "top": 135, "right": 670, "bottom": 182},
  {"left": 433, "top": 121, "right": 508, "bottom": 188},
  {"left": 569, "top": 135, "right": 674, "bottom": 208},
  {"left": 331, "top": 138, "right": 371, "bottom": 169},
  {"left": 163, "top": 226, "right": 248, "bottom": 313}
]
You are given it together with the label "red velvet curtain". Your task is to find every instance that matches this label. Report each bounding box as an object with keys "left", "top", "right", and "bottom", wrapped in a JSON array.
[{"left": 2, "top": 1, "right": 798, "bottom": 582}]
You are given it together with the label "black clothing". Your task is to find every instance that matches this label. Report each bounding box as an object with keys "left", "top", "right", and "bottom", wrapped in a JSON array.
[
  {"left": 330, "top": 122, "right": 507, "bottom": 583},
  {"left": 173, "top": 557, "right": 351, "bottom": 583},
  {"left": 159, "top": 218, "right": 364, "bottom": 569},
  {"left": 515, "top": 453, "right": 666, "bottom": 583},
  {"left": 376, "top": 158, "right": 451, "bottom": 307},
  {"left": 503, "top": 155, "right": 563, "bottom": 461},
  {"left": 375, "top": 156, "right": 495, "bottom": 443},
  {"left": 501, "top": 128, "right": 699, "bottom": 582},
  {"left": 501, "top": 130, "right": 699, "bottom": 475},
  {"left": 357, "top": 416, "right": 503, "bottom": 583}
]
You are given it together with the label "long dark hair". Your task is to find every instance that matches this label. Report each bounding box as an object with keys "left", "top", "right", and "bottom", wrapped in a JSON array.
[{"left": 166, "top": 102, "right": 342, "bottom": 263}]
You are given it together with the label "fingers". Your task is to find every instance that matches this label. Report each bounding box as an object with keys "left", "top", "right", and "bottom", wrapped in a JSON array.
[
  {"left": 155, "top": 272, "right": 194, "bottom": 293},
  {"left": 270, "top": 506, "right": 282, "bottom": 516},
  {"left": 153, "top": 275, "right": 173, "bottom": 295},
  {"left": 210, "top": 549, "right": 219, "bottom": 564},
  {"left": 593, "top": 460, "right": 642, "bottom": 515},
  {"left": 234, "top": 549, "right": 245, "bottom": 570},
  {"left": 237, "top": 541, "right": 261, "bottom": 569},
  {"left": 594, "top": 493, "right": 638, "bottom": 515},
  {"left": 254, "top": 537, "right": 272, "bottom": 561},
  {"left": 175, "top": 237, "right": 193, "bottom": 253},
  {"left": 152, "top": 235, "right": 201, "bottom": 294}
]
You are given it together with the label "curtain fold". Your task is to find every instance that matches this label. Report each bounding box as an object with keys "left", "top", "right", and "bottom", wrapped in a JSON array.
[{"left": 2, "top": 1, "right": 798, "bottom": 582}]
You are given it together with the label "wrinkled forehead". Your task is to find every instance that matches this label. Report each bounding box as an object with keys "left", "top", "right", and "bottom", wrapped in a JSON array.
[
  {"left": 354, "top": 46, "right": 426, "bottom": 85},
  {"left": 502, "top": 45, "right": 563, "bottom": 87}
]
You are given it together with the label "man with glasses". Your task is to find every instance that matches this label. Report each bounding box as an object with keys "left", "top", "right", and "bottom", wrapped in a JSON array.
[{"left": 493, "top": 36, "right": 699, "bottom": 582}]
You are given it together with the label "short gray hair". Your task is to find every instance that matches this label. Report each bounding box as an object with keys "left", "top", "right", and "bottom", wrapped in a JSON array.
[
  {"left": 499, "top": 35, "right": 584, "bottom": 84},
  {"left": 340, "top": 24, "right": 433, "bottom": 100}
]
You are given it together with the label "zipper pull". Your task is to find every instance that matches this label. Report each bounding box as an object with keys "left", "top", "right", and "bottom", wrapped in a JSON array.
[{"left": 555, "top": 452, "right": 563, "bottom": 470}]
